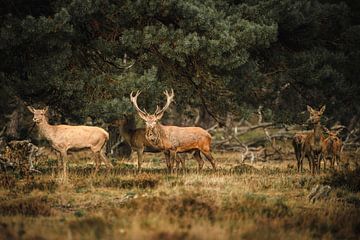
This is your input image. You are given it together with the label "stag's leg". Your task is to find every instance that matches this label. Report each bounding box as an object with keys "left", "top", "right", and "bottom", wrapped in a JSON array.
[
  {"left": 178, "top": 154, "right": 186, "bottom": 173},
  {"left": 201, "top": 150, "right": 216, "bottom": 170},
  {"left": 136, "top": 148, "right": 144, "bottom": 173},
  {"left": 164, "top": 151, "right": 172, "bottom": 172},
  {"left": 169, "top": 151, "right": 177, "bottom": 174},
  {"left": 193, "top": 150, "right": 204, "bottom": 172}
]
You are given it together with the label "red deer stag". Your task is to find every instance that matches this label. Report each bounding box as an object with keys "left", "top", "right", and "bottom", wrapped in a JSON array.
[
  {"left": 113, "top": 116, "right": 193, "bottom": 171},
  {"left": 129, "top": 89, "right": 215, "bottom": 172},
  {"left": 322, "top": 127, "right": 343, "bottom": 170},
  {"left": 27, "top": 106, "right": 113, "bottom": 182},
  {"left": 300, "top": 105, "right": 326, "bottom": 175}
]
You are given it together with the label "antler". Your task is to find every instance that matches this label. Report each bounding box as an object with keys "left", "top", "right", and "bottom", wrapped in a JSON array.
[
  {"left": 154, "top": 89, "right": 175, "bottom": 119},
  {"left": 130, "top": 91, "right": 148, "bottom": 120}
]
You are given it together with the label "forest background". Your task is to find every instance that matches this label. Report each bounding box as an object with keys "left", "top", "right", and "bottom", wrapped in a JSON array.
[{"left": 1, "top": 0, "right": 360, "bottom": 142}]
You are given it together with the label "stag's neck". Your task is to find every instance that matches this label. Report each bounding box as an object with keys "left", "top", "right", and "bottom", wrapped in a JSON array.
[
  {"left": 37, "top": 120, "right": 57, "bottom": 141},
  {"left": 148, "top": 123, "right": 167, "bottom": 149}
]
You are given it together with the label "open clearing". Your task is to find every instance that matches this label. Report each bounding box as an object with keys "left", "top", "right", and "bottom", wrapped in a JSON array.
[{"left": 0, "top": 152, "right": 359, "bottom": 240}]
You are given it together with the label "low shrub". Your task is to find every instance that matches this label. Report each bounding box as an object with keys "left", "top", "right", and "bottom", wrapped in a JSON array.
[
  {"left": 322, "top": 165, "right": 360, "bottom": 192},
  {"left": 0, "top": 196, "right": 52, "bottom": 216}
]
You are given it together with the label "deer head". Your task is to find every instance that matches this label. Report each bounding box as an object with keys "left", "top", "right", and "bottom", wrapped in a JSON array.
[
  {"left": 130, "top": 89, "right": 174, "bottom": 144},
  {"left": 130, "top": 89, "right": 174, "bottom": 127},
  {"left": 323, "top": 126, "right": 342, "bottom": 137},
  {"left": 27, "top": 106, "right": 49, "bottom": 124},
  {"left": 306, "top": 105, "right": 326, "bottom": 124}
]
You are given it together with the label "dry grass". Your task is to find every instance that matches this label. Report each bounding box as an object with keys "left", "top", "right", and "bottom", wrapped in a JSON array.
[{"left": 0, "top": 151, "right": 359, "bottom": 239}]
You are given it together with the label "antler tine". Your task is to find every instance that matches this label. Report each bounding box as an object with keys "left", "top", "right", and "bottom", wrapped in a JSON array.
[
  {"left": 129, "top": 90, "right": 148, "bottom": 118},
  {"left": 154, "top": 89, "right": 175, "bottom": 117}
]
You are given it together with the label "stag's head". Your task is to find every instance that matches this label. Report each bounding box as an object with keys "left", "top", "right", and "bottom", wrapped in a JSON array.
[
  {"left": 130, "top": 89, "right": 174, "bottom": 142},
  {"left": 27, "top": 106, "right": 49, "bottom": 124},
  {"left": 306, "top": 105, "right": 326, "bottom": 124}
]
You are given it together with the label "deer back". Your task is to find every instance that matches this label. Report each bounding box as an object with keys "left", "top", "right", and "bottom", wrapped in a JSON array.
[
  {"left": 150, "top": 125, "right": 212, "bottom": 152},
  {"left": 47, "top": 124, "right": 109, "bottom": 149}
]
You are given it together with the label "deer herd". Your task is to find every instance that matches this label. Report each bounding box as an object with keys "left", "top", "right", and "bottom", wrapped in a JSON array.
[
  {"left": 3, "top": 90, "right": 342, "bottom": 182},
  {"left": 292, "top": 105, "right": 343, "bottom": 175}
]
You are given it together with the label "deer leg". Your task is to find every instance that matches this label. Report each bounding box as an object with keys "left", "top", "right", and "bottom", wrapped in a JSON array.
[
  {"left": 164, "top": 151, "right": 172, "bottom": 172},
  {"left": 193, "top": 150, "right": 204, "bottom": 173},
  {"left": 99, "top": 147, "right": 113, "bottom": 170},
  {"left": 179, "top": 155, "right": 186, "bottom": 173},
  {"left": 60, "top": 150, "right": 68, "bottom": 183},
  {"left": 169, "top": 151, "right": 176, "bottom": 174},
  {"left": 136, "top": 148, "right": 143, "bottom": 173},
  {"left": 93, "top": 153, "right": 101, "bottom": 176},
  {"left": 201, "top": 151, "right": 216, "bottom": 170}
]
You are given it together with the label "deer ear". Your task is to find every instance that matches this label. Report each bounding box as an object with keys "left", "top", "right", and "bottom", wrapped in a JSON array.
[
  {"left": 27, "top": 106, "right": 35, "bottom": 113},
  {"left": 307, "top": 105, "right": 314, "bottom": 113},
  {"left": 319, "top": 105, "right": 326, "bottom": 114},
  {"left": 43, "top": 106, "right": 49, "bottom": 113}
]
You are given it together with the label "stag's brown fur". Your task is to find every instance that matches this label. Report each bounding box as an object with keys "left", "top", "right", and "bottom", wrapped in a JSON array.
[
  {"left": 301, "top": 105, "right": 326, "bottom": 175},
  {"left": 130, "top": 90, "right": 214, "bottom": 172},
  {"left": 28, "top": 106, "right": 113, "bottom": 181},
  {"left": 114, "top": 117, "right": 190, "bottom": 171}
]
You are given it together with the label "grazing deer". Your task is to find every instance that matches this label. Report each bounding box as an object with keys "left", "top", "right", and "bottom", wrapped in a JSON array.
[
  {"left": 27, "top": 106, "right": 113, "bottom": 182},
  {"left": 130, "top": 89, "right": 215, "bottom": 172},
  {"left": 322, "top": 127, "right": 343, "bottom": 170},
  {"left": 113, "top": 116, "right": 191, "bottom": 171},
  {"left": 300, "top": 105, "right": 326, "bottom": 175}
]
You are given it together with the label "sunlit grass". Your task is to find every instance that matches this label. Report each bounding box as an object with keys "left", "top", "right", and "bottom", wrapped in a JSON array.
[{"left": 0, "top": 152, "right": 359, "bottom": 239}]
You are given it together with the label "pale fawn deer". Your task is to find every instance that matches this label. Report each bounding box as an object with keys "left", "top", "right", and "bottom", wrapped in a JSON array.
[
  {"left": 113, "top": 115, "right": 191, "bottom": 172},
  {"left": 321, "top": 127, "right": 343, "bottom": 170},
  {"left": 27, "top": 106, "right": 113, "bottom": 182},
  {"left": 300, "top": 105, "right": 326, "bottom": 175},
  {"left": 129, "top": 89, "right": 216, "bottom": 172}
]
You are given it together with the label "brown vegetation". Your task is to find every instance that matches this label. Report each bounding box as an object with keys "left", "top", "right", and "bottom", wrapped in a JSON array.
[{"left": 0, "top": 151, "right": 359, "bottom": 239}]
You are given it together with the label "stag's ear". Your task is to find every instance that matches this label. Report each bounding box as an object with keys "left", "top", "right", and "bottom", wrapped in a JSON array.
[
  {"left": 155, "top": 111, "right": 164, "bottom": 121},
  {"left": 319, "top": 105, "right": 326, "bottom": 114},
  {"left": 27, "top": 106, "right": 35, "bottom": 113},
  {"left": 43, "top": 106, "right": 49, "bottom": 113},
  {"left": 307, "top": 105, "right": 314, "bottom": 113}
]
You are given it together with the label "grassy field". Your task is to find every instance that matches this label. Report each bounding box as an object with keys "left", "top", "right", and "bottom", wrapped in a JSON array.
[{"left": 0, "top": 152, "right": 359, "bottom": 240}]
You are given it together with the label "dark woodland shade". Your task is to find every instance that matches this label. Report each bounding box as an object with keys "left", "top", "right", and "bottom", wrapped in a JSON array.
[{"left": 0, "top": 0, "right": 359, "bottom": 126}]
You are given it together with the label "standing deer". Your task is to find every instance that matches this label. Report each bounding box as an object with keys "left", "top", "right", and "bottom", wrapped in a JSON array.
[
  {"left": 129, "top": 89, "right": 215, "bottom": 172},
  {"left": 292, "top": 132, "right": 310, "bottom": 172},
  {"left": 113, "top": 116, "right": 192, "bottom": 171},
  {"left": 300, "top": 105, "right": 326, "bottom": 175},
  {"left": 27, "top": 106, "right": 113, "bottom": 182},
  {"left": 321, "top": 127, "right": 343, "bottom": 170}
]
